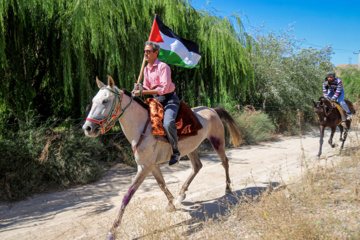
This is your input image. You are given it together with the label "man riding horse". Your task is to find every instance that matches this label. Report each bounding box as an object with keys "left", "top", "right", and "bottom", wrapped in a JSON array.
[
  {"left": 322, "top": 71, "right": 352, "bottom": 120},
  {"left": 132, "top": 41, "right": 181, "bottom": 167}
]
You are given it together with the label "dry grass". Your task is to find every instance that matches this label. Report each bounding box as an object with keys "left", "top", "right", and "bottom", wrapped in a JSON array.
[
  {"left": 186, "top": 112, "right": 360, "bottom": 239},
  {"left": 190, "top": 154, "right": 360, "bottom": 240},
  {"left": 114, "top": 199, "right": 191, "bottom": 240},
  {"left": 111, "top": 105, "right": 360, "bottom": 240},
  {"left": 115, "top": 140, "right": 360, "bottom": 240}
]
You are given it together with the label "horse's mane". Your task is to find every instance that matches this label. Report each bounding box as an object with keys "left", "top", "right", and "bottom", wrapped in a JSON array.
[
  {"left": 122, "top": 89, "right": 149, "bottom": 110},
  {"left": 318, "top": 96, "right": 331, "bottom": 106},
  {"left": 318, "top": 96, "right": 326, "bottom": 101},
  {"left": 318, "top": 96, "right": 334, "bottom": 110}
]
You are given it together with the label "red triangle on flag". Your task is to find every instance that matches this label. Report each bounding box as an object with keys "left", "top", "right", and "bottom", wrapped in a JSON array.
[{"left": 148, "top": 17, "right": 164, "bottom": 43}]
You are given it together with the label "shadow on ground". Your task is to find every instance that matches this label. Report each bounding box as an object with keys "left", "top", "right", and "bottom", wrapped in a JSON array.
[{"left": 134, "top": 182, "right": 280, "bottom": 239}]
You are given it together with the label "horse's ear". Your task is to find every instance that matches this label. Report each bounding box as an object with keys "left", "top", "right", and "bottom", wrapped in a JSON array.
[
  {"left": 312, "top": 100, "right": 316, "bottom": 107},
  {"left": 96, "top": 76, "right": 106, "bottom": 89},
  {"left": 108, "top": 75, "right": 115, "bottom": 89}
]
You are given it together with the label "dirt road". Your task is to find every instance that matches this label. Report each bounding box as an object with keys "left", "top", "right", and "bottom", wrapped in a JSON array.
[{"left": 0, "top": 128, "right": 356, "bottom": 239}]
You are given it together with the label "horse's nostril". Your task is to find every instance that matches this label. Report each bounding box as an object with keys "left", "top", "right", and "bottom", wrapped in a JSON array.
[{"left": 86, "top": 126, "right": 92, "bottom": 132}]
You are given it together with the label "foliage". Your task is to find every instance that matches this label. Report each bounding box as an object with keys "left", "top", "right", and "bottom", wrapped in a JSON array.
[
  {"left": 249, "top": 25, "right": 334, "bottom": 131},
  {"left": 336, "top": 66, "right": 360, "bottom": 102},
  {"left": 0, "top": 0, "right": 254, "bottom": 125},
  {"left": 234, "top": 107, "right": 275, "bottom": 144},
  {"left": 0, "top": 0, "right": 340, "bottom": 201},
  {"left": 0, "top": 125, "right": 105, "bottom": 201}
]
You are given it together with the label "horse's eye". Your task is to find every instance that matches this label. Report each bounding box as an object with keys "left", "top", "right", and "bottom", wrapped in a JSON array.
[{"left": 102, "top": 99, "right": 109, "bottom": 104}]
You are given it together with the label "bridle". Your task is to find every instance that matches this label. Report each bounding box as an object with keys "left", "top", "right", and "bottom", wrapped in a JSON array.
[
  {"left": 315, "top": 99, "right": 334, "bottom": 124},
  {"left": 86, "top": 87, "right": 133, "bottom": 134}
]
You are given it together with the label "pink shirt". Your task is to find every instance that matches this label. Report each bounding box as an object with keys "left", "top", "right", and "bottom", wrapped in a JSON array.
[{"left": 143, "top": 59, "right": 175, "bottom": 95}]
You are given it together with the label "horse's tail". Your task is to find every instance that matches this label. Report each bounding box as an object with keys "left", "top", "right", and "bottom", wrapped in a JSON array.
[{"left": 213, "top": 107, "right": 242, "bottom": 147}]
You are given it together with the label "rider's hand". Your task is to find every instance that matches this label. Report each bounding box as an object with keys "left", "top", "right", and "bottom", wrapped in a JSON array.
[{"left": 131, "top": 90, "right": 140, "bottom": 96}]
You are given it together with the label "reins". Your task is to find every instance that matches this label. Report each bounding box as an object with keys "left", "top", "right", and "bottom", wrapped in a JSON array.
[
  {"left": 325, "top": 104, "right": 334, "bottom": 118},
  {"left": 86, "top": 87, "right": 133, "bottom": 134},
  {"left": 317, "top": 98, "right": 334, "bottom": 124}
]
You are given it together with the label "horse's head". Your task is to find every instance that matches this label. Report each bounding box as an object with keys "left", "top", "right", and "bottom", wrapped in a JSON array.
[
  {"left": 82, "top": 76, "right": 122, "bottom": 137},
  {"left": 313, "top": 97, "right": 331, "bottom": 123}
]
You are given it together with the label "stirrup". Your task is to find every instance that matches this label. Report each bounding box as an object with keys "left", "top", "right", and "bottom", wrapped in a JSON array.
[{"left": 169, "top": 151, "right": 180, "bottom": 167}]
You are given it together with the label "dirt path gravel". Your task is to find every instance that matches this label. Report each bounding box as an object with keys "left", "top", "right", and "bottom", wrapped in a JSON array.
[{"left": 0, "top": 128, "right": 356, "bottom": 240}]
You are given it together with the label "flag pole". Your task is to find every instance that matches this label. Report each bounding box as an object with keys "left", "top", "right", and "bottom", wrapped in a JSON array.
[
  {"left": 136, "top": 15, "right": 157, "bottom": 86},
  {"left": 137, "top": 56, "right": 146, "bottom": 84}
]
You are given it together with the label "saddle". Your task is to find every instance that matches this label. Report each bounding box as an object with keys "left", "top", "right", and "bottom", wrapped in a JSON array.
[
  {"left": 333, "top": 100, "right": 356, "bottom": 122},
  {"left": 145, "top": 98, "right": 203, "bottom": 139}
]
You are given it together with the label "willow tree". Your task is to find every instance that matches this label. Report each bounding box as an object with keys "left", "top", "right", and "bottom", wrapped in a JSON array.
[{"left": 0, "top": 0, "right": 254, "bottom": 126}]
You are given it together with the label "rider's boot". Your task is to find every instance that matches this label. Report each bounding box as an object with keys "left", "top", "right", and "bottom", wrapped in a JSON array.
[
  {"left": 346, "top": 113, "right": 352, "bottom": 120},
  {"left": 169, "top": 148, "right": 180, "bottom": 167},
  {"left": 339, "top": 101, "right": 351, "bottom": 121},
  {"left": 340, "top": 112, "right": 347, "bottom": 122}
]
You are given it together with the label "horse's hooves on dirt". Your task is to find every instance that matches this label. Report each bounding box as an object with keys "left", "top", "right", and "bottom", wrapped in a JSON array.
[
  {"left": 166, "top": 203, "right": 176, "bottom": 212},
  {"left": 225, "top": 189, "right": 232, "bottom": 195},
  {"left": 175, "top": 195, "right": 186, "bottom": 206},
  {"left": 106, "top": 232, "right": 115, "bottom": 240}
]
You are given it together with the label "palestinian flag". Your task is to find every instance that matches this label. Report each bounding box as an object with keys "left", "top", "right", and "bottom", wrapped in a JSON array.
[{"left": 148, "top": 14, "right": 201, "bottom": 68}]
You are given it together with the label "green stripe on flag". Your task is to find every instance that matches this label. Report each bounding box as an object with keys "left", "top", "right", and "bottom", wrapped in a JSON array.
[{"left": 159, "top": 49, "right": 199, "bottom": 69}]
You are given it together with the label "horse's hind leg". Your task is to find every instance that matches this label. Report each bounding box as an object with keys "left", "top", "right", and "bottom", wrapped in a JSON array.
[
  {"left": 209, "top": 136, "right": 232, "bottom": 195},
  {"left": 152, "top": 165, "right": 175, "bottom": 212},
  {"left": 175, "top": 150, "right": 202, "bottom": 205}
]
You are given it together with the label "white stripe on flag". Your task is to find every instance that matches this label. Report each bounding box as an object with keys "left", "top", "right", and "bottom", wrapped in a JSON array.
[{"left": 159, "top": 32, "right": 201, "bottom": 66}]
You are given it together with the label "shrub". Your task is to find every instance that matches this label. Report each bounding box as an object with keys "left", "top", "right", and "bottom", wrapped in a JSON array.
[
  {"left": 234, "top": 106, "right": 275, "bottom": 144},
  {"left": 0, "top": 128, "right": 105, "bottom": 202}
]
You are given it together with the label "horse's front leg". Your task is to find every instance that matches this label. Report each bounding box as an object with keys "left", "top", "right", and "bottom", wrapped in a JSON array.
[
  {"left": 152, "top": 165, "right": 176, "bottom": 212},
  {"left": 317, "top": 125, "right": 325, "bottom": 159},
  {"left": 107, "top": 164, "right": 153, "bottom": 240},
  {"left": 338, "top": 124, "right": 344, "bottom": 141},
  {"left": 328, "top": 126, "right": 337, "bottom": 148}
]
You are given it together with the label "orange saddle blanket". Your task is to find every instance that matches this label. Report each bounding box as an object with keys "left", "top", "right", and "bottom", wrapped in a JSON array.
[{"left": 145, "top": 98, "right": 203, "bottom": 138}]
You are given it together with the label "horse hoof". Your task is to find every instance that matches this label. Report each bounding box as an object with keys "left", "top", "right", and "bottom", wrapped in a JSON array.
[
  {"left": 106, "top": 232, "right": 116, "bottom": 240},
  {"left": 225, "top": 189, "right": 232, "bottom": 195},
  {"left": 175, "top": 195, "right": 186, "bottom": 206},
  {"left": 166, "top": 203, "right": 176, "bottom": 212}
]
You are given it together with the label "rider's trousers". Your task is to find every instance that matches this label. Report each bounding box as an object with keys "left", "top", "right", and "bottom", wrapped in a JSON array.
[
  {"left": 154, "top": 92, "right": 180, "bottom": 151},
  {"left": 326, "top": 89, "right": 351, "bottom": 114}
]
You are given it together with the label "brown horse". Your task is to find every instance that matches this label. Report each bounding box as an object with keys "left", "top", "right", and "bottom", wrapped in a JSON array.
[
  {"left": 313, "top": 97, "right": 351, "bottom": 159},
  {"left": 82, "top": 76, "right": 242, "bottom": 239}
]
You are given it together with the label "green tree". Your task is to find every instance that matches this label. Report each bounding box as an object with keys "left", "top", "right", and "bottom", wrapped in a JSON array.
[
  {"left": 336, "top": 66, "right": 360, "bottom": 101},
  {"left": 0, "top": 0, "right": 254, "bottom": 128},
  {"left": 249, "top": 25, "right": 333, "bottom": 131}
]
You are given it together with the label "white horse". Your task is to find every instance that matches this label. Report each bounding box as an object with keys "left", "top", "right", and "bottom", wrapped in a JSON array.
[{"left": 82, "top": 76, "right": 241, "bottom": 239}]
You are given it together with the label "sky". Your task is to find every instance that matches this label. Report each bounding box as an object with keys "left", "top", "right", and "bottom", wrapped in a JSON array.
[{"left": 190, "top": 0, "right": 360, "bottom": 67}]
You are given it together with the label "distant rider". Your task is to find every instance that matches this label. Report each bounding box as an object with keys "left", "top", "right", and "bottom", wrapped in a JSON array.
[{"left": 323, "top": 71, "right": 352, "bottom": 120}]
